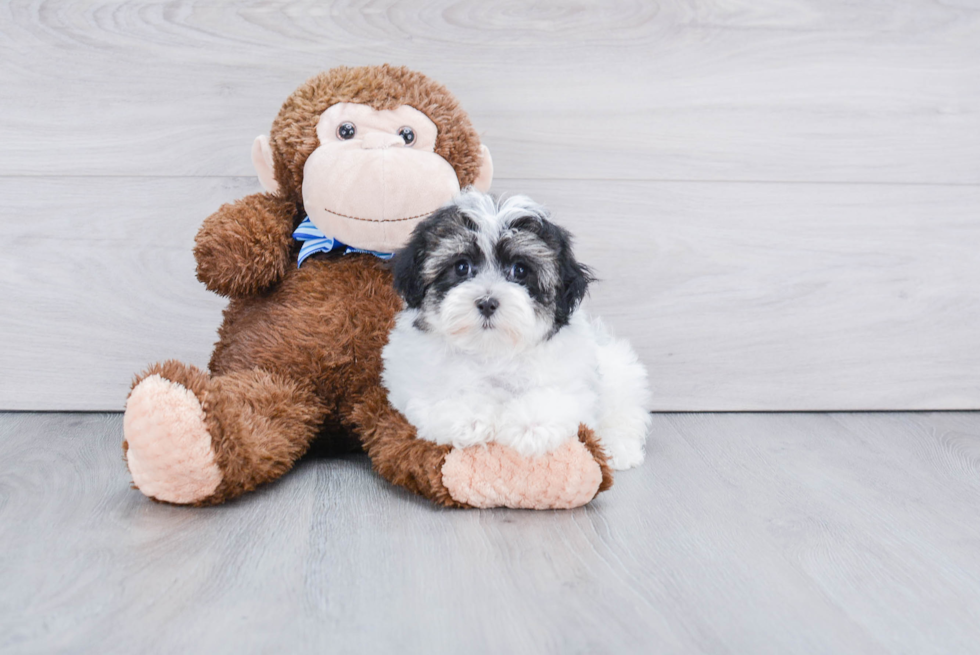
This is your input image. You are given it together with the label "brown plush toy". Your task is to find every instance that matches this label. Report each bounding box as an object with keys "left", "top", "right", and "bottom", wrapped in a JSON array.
[{"left": 122, "top": 65, "right": 613, "bottom": 509}]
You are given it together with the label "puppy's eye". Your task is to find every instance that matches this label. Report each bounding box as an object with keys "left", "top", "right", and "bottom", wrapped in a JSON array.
[
  {"left": 337, "top": 122, "right": 356, "bottom": 140},
  {"left": 454, "top": 260, "right": 471, "bottom": 277},
  {"left": 398, "top": 126, "right": 416, "bottom": 146},
  {"left": 509, "top": 262, "right": 529, "bottom": 281}
]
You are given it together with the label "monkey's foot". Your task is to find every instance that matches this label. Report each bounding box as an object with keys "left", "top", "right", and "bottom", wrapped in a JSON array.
[
  {"left": 123, "top": 374, "right": 223, "bottom": 504},
  {"left": 441, "top": 437, "right": 608, "bottom": 510}
]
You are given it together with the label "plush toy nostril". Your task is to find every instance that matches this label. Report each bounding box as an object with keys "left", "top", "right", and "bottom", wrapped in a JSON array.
[{"left": 476, "top": 297, "right": 499, "bottom": 318}]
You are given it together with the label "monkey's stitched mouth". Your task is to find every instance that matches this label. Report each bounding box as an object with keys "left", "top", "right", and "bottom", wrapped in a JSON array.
[{"left": 323, "top": 207, "right": 435, "bottom": 223}]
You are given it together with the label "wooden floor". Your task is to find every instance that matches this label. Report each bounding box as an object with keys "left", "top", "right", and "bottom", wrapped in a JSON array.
[{"left": 3, "top": 411, "right": 979, "bottom": 654}]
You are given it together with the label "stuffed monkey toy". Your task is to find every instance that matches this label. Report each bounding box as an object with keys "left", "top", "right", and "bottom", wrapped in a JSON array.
[{"left": 122, "top": 65, "right": 613, "bottom": 509}]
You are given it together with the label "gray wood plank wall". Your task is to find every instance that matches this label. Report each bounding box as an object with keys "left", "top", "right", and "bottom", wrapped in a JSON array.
[{"left": 1, "top": 0, "right": 978, "bottom": 410}]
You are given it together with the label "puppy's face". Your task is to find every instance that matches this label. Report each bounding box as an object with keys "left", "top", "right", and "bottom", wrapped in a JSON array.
[{"left": 392, "top": 191, "right": 593, "bottom": 355}]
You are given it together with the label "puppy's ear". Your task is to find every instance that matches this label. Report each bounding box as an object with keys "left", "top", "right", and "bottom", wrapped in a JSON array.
[
  {"left": 392, "top": 205, "right": 465, "bottom": 307},
  {"left": 550, "top": 223, "right": 595, "bottom": 327},
  {"left": 391, "top": 226, "right": 429, "bottom": 309}
]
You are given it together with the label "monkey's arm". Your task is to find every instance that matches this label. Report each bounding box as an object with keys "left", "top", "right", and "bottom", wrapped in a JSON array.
[
  {"left": 194, "top": 192, "right": 297, "bottom": 298},
  {"left": 352, "top": 387, "right": 466, "bottom": 507}
]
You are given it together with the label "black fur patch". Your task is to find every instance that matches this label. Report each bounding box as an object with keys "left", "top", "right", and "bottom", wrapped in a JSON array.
[
  {"left": 503, "top": 214, "right": 594, "bottom": 329},
  {"left": 391, "top": 205, "right": 482, "bottom": 309},
  {"left": 554, "top": 239, "right": 594, "bottom": 328},
  {"left": 391, "top": 223, "right": 430, "bottom": 309},
  {"left": 494, "top": 234, "right": 552, "bottom": 308},
  {"left": 427, "top": 242, "right": 485, "bottom": 306}
]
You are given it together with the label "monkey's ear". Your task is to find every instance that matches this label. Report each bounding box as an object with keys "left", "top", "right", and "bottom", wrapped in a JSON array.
[
  {"left": 391, "top": 229, "right": 429, "bottom": 309},
  {"left": 472, "top": 144, "right": 493, "bottom": 193},
  {"left": 251, "top": 135, "right": 279, "bottom": 195}
]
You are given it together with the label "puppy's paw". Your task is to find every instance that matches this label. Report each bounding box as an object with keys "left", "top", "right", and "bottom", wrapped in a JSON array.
[
  {"left": 406, "top": 398, "right": 497, "bottom": 449},
  {"left": 603, "top": 438, "right": 646, "bottom": 470},
  {"left": 456, "top": 416, "right": 496, "bottom": 448},
  {"left": 595, "top": 408, "right": 652, "bottom": 470},
  {"left": 440, "top": 440, "right": 604, "bottom": 509},
  {"left": 494, "top": 421, "right": 578, "bottom": 457},
  {"left": 422, "top": 414, "right": 495, "bottom": 449}
]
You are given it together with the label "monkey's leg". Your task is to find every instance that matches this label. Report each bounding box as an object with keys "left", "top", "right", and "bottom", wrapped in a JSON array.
[
  {"left": 352, "top": 388, "right": 614, "bottom": 509},
  {"left": 123, "top": 361, "right": 325, "bottom": 506},
  {"left": 350, "top": 387, "right": 463, "bottom": 507}
]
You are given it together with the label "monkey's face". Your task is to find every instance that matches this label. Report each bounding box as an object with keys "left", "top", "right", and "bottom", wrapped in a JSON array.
[{"left": 301, "top": 103, "right": 463, "bottom": 254}]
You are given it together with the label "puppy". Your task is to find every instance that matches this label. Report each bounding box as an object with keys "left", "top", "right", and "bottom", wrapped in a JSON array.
[{"left": 381, "top": 190, "right": 652, "bottom": 470}]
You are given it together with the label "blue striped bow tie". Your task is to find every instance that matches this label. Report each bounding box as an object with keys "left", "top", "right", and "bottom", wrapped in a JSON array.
[{"left": 293, "top": 217, "right": 394, "bottom": 267}]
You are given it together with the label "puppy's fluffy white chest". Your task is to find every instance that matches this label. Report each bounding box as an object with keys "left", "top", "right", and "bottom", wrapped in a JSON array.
[{"left": 382, "top": 310, "right": 602, "bottom": 456}]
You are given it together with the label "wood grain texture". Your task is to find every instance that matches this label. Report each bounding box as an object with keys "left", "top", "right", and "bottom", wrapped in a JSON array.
[
  {"left": 2, "top": 411, "right": 979, "bottom": 653},
  {"left": 2, "top": 176, "right": 978, "bottom": 411},
  {"left": 1, "top": 0, "right": 979, "bottom": 410},
  {"left": 0, "top": 0, "right": 978, "bottom": 183}
]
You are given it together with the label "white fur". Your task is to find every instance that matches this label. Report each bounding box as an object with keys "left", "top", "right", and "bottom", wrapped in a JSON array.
[{"left": 383, "top": 310, "right": 652, "bottom": 470}]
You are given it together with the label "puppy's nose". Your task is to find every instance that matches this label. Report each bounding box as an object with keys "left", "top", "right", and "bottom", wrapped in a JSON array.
[
  {"left": 476, "top": 297, "right": 499, "bottom": 318},
  {"left": 360, "top": 132, "right": 405, "bottom": 150}
]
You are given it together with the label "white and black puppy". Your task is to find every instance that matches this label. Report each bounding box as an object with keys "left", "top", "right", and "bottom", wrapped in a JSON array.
[{"left": 381, "top": 190, "right": 651, "bottom": 469}]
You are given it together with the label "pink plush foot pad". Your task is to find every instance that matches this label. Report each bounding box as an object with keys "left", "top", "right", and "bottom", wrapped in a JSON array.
[
  {"left": 123, "top": 374, "right": 223, "bottom": 504},
  {"left": 441, "top": 441, "right": 603, "bottom": 509}
]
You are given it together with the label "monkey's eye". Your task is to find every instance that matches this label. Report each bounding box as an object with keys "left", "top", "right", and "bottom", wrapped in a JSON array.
[
  {"left": 454, "top": 260, "right": 471, "bottom": 277},
  {"left": 509, "top": 262, "right": 529, "bottom": 281},
  {"left": 337, "top": 122, "right": 356, "bottom": 140},
  {"left": 398, "top": 126, "right": 416, "bottom": 146}
]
